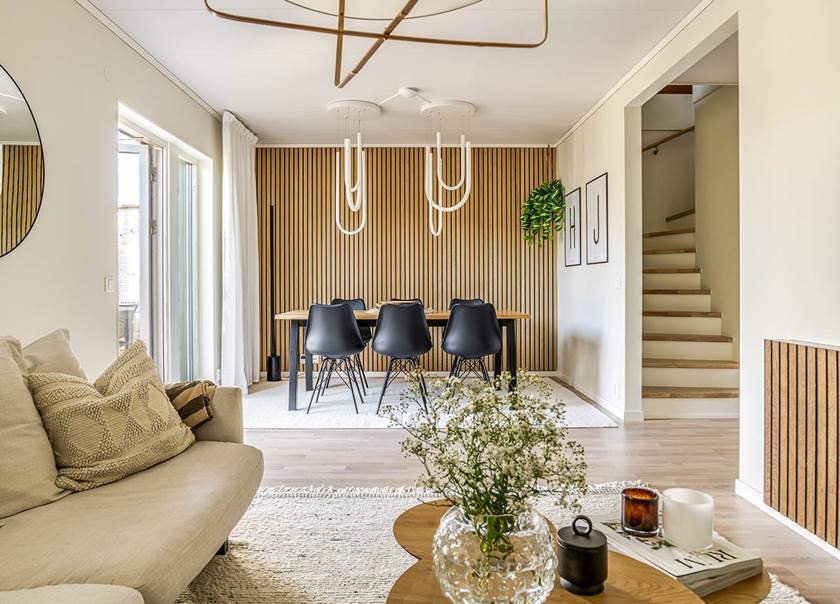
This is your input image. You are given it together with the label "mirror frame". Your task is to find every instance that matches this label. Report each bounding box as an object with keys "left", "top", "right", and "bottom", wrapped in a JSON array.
[{"left": 0, "top": 63, "right": 45, "bottom": 258}]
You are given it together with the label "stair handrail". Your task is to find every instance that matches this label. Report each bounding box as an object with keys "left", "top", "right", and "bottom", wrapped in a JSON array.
[{"left": 643, "top": 126, "right": 695, "bottom": 153}]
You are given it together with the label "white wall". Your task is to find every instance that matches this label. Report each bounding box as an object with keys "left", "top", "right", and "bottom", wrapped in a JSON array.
[
  {"left": 694, "top": 85, "right": 739, "bottom": 355},
  {"left": 0, "top": 0, "right": 222, "bottom": 376},
  {"left": 555, "top": 0, "right": 840, "bottom": 500},
  {"left": 642, "top": 94, "right": 695, "bottom": 232}
]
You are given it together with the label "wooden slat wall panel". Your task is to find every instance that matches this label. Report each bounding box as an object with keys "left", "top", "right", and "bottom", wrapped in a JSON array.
[
  {"left": 256, "top": 146, "right": 556, "bottom": 373},
  {"left": 0, "top": 144, "right": 44, "bottom": 256},
  {"left": 765, "top": 339, "right": 840, "bottom": 549}
]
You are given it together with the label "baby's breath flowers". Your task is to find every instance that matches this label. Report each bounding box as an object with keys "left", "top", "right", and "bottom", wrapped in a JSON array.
[{"left": 384, "top": 371, "right": 587, "bottom": 559}]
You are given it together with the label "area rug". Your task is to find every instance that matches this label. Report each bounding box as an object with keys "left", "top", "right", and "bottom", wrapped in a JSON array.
[
  {"left": 177, "top": 483, "right": 808, "bottom": 604},
  {"left": 243, "top": 377, "right": 617, "bottom": 429}
]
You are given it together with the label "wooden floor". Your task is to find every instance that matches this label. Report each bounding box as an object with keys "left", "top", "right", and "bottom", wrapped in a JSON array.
[{"left": 246, "top": 418, "right": 840, "bottom": 603}]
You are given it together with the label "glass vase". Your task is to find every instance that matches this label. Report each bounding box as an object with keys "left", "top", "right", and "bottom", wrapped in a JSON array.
[{"left": 432, "top": 505, "right": 556, "bottom": 604}]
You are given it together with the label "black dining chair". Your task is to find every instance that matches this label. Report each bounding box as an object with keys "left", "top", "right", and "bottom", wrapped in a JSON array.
[
  {"left": 372, "top": 303, "right": 433, "bottom": 414},
  {"left": 330, "top": 297, "right": 371, "bottom": 393},
  {"left": 448, "top": 297, "right": 484, "bottom": 310},
  {"left": 444, "top": 298, "right": 484, "bottom": 375},
  {"left": 305, "top": 303, "right": 366, "bottom": 414},
  {"left": 442, "top": 303, "right": 502, "bottom": 383},
  {"left": 390, "top": 297, "right": 423, "bottom": 306}
]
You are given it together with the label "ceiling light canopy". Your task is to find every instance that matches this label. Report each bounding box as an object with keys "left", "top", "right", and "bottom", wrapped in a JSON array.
[{"left": 286, "top": 0, "right": 482, "bottom": 21}]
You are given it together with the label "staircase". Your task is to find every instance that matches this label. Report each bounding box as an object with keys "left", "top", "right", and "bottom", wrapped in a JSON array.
[{"left": 641, "top": 208, "right": 739, "bottom": 418}]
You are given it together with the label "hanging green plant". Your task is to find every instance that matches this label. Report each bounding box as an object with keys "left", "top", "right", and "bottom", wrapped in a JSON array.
[{"left": 520, "top": 179, "right": 565, "bottom": 246}]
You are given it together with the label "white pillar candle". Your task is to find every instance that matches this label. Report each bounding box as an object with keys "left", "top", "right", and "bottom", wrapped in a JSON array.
[{"left": 662, "top": 488, "right": 714, "bottom": 551}]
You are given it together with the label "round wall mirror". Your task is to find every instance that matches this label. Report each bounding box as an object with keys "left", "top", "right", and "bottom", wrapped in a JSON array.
[{"left": 0, "top": 64, "right": 44, "bottom": 257}]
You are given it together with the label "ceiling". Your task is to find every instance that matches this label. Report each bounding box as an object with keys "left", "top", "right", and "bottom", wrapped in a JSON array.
[
  {"left": 90, "top": 0, "right": 704, "bottom": 144},
  {"left": 0, "top": 68, "right": 39, "bottom": 144}
]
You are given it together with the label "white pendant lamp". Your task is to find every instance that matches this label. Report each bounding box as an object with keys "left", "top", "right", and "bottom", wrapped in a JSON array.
[
  {"left": 327, "top": 100, "right": 380, "bottom": 235},
  {"left": 422, "top": 100, "right": 475, "bottom": 237}
]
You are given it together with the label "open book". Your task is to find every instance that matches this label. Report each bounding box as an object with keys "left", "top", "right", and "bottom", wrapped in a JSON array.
[{"left": 589, "top": 514, "right": 763, "bottom": 597}]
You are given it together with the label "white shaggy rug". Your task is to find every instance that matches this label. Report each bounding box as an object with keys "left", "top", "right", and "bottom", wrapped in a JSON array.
[
  {"left": 243, "top": 377, "right": 617, "bottom": 429},
  {"left": 177, "top": 483, "right": 808, "bottom": 604}
]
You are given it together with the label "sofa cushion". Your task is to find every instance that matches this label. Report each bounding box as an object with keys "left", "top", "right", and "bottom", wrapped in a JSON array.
[
  {"left": 1, "top": 329, "right": 86, "bottom": 379},
  {"left": 28, "top": 341, "right": 195, "bottom": 491},
  {"left": 0, "top": 584, "right": 144, "bottom": 604},
  {"left": 0, "top": 340, "right": 66, "bottom": 519},
  {"left": 0, "top": 441, "right": 263, "bottom": 604}
]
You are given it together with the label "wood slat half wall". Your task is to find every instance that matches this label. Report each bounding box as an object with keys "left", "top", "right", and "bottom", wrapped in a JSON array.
[
  {"left": 256, "top": 146, "right": 556, "bottom": 373},
  {"left": 764, "top": 339, "right": 840, "bottom": 548},
  {"left": 0, "top": 144, "right": 44, "bottom": 256}
]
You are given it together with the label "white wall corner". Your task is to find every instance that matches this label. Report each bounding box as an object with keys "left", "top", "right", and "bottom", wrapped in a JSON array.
[{"left": 734, "top": 479, "right": 840, "bottom": 562}]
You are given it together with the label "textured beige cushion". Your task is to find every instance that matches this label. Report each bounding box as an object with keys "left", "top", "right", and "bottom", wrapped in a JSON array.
[
  {"left": 0, "top": 441, "right": 264, "bottom": 604},
  {"left": 28, "top": 342, "right": 194, "bottom": 491},
  {"left": 0, "top": 584, "right": 144, "bottom": 604},
  {"left": 0, "top": 341, "right": 65, "bottom": 519},
  {"left": 1, "top": 329, "right": 86, "bottom": 379}
]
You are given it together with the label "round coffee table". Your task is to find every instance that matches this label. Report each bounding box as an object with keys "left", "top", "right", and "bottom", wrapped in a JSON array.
[{"left": 387, "top": 502, "right": 771, "bottom": 604}]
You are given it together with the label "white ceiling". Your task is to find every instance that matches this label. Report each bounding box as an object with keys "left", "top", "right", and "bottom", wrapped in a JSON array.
[
  {"left": 90, "top": 0, "right": 703, "bottom": 144},
  {"left": 0, "top": 68, "right": 39, "bottom": 144}
]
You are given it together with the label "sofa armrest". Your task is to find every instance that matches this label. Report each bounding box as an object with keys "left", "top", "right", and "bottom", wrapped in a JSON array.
[{"left": 193, "top": 387, "right": 244, "bottom": 444}]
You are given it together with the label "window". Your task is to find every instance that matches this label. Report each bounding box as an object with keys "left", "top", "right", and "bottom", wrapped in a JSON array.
[{"left": 117, "top": 109, "right": 210, "bottom": 382}]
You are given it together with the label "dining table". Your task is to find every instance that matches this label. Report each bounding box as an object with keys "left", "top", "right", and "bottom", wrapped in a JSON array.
[{"left": 274, "top": 307, "right": 529, "bottom": 411}]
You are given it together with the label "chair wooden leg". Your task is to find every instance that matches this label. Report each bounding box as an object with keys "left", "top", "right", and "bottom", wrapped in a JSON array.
[{"left": 377, "top": 358, "right": 395, "bottom": 415}]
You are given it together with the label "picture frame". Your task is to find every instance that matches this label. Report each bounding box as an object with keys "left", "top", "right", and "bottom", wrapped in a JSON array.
[
  {"left": 564, "top": 187, "right": 581, "bottom": 266},
  {"left": 585, "top": 172, "right": 609, "bottom": 264}
]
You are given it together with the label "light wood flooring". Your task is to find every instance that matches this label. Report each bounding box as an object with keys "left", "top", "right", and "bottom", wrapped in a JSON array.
[{"left": 245, "top": 418, "right": 840, "bottom": 602}]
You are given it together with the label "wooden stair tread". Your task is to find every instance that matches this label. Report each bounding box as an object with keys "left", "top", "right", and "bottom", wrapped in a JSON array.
[
  {"left": 643, "top": 358, "right": 739, "bottom": 369},
  {"left": 643, "top": 248, "right": 696, "bottom": 255},
  {"left": 643, "top": 289, "right": 711, "bottom": 295},
  {"left": 643, "top": 228, "right": 695, "bottom": 238},
  {"left": 642, "top": 386, "right": 739, "bottom": 399},
  {"left": 643, "top": 311, "right": 721, "bottom": 317},
  {"left": 665, "top": 208, "right": 695, "bottom": 222},
  {"left": 643, "top": 268, "right": 700, "bottom": 274},
  {"left": 643, "top": 333, "right": 733, "bottom": 342}
]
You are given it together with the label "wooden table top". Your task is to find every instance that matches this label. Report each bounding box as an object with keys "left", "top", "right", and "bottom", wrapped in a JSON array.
[
  {"left": 387, "top": 502, "right": 771, "bottom": 604},
  {"left": 275, "top": 308, "right": 530, "bottom": 321}
]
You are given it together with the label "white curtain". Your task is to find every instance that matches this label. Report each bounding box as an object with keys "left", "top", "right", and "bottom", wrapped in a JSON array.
[{"left": 220, "top": 111, "right": 260, "bottom": 392}]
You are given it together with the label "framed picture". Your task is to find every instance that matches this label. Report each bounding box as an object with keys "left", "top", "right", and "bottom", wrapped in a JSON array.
[
  {"left": 564, "top": 187, "right": 581, "bottom": 266},
  {"left": 586, "top": 172, "right": 608, "bottom": 264}
]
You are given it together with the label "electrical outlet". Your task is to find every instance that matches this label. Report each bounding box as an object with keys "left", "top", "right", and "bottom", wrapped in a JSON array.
[{"left": 104, "top": 275, "right": 115, "bottom": 293}]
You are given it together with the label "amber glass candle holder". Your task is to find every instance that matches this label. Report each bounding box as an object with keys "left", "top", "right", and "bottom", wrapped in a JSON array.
[{"left": 621, "top": 487, "right": 660, "bottom": 537}]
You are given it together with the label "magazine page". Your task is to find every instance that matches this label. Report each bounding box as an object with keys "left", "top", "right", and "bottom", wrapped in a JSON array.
[{"left": 589, "top": 514, "right": 761, "bottom": 579}]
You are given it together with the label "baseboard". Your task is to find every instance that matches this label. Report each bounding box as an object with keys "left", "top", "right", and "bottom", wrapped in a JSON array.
[
  {"left": 556, "top": 373, "right": 628, "bottom": 423},
  {"left": 734, "top": 479, "right": 840, "bottom": 561}
]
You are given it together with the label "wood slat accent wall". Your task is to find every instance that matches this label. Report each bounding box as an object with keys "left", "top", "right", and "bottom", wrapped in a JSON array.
[
  {"left": 765, "top": 339, "right": 840, "bottom": 547},
  {"left": 0, "top": 144, "right": 44, "bottom": 256},
  {"left": 256, "top": 146, "right": 556, "bottom": 373}
]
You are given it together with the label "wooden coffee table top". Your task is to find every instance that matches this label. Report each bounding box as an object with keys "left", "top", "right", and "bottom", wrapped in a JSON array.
[{"left": 387, "top": 501, "right": 771, "bottom": 604}]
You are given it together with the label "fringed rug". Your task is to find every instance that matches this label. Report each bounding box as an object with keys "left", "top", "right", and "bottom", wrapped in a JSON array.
[{"left": 177, "top": 483, "right": 808, "bottom": 604}]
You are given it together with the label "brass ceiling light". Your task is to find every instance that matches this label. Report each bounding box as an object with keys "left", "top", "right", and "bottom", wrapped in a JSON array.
[{"left": 203, "top": 0, "right": 549, "bottom": 88}]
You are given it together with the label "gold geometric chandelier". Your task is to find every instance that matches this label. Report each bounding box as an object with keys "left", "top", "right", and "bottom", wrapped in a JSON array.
[{"left": 204, "top": 0, "right": 549, "bottom": 88}]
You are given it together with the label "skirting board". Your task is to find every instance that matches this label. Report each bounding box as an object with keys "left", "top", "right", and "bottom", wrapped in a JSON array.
[
  {"left": 556, "top": 373, "right": 638, "bottom": 423},
  {"left": 735, "top": 479, "right": 840, "bottom": 562}
]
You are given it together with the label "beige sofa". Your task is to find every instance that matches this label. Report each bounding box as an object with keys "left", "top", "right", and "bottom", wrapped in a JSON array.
[{"left": 0, "top": 388, "right": 264, "bottom": 604}]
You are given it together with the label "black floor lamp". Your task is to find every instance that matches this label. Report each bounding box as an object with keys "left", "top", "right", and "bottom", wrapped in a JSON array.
[{"left": 266, "top": 200, "right": 282, "bottom": 381}]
